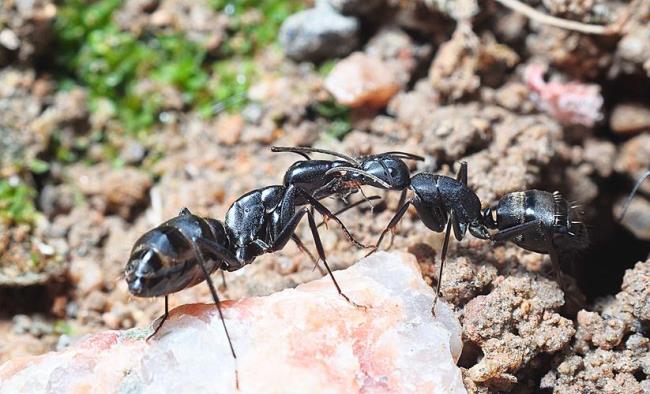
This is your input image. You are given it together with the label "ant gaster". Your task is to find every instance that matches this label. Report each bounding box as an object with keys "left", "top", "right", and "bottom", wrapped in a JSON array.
[
  {"left": 125, "top": 180, "right": 370, "bottom": 387},
  {"left": 482, "top": 190, "right": 589, "bottom": 276}
]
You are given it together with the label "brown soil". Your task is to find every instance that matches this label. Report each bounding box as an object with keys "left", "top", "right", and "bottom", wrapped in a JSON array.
[{"left": 1, "top": 1, "right": 649, "bottom": 392}]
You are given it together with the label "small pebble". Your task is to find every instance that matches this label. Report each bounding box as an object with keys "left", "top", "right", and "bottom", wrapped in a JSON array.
[
  {"left": 216, "top": 114, "right": 244, "bottom": 145},
  {"left": 279, "top": 5, "right": 359, "bottom": 62},
  {"left": 241, "top": 103, "right": 264, "bottom": 125},
  {"left": 610, "top": 102, "right": 650, "bottom": 134},
  {"left": 615, "top": 196, "right": 650, "bottom": 240},
  {"left": 119, "top": 141, "right": 147, "bottom": 165},
  {"left": 325, "top": 52, "right": 400, "bottom": 109}
]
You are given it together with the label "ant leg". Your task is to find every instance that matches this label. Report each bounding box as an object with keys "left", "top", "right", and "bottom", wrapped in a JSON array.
[
  {"left": 147, "top": 295, "right": 169, "bottom": 341},
  {"left": 291, "top": 234, "right": 326, "bottom": 275},
  {"left": 265, "top": 205, "right": 358, "bottom": 306},
  {"left": 317, "top": 196, "right": 382, "bottom": 229},
  {"left": 450, "top": 212, "right": 465, "bottom": 241},
  {"left": 547, "top": 243, "right": 584, "bottom": 309},
  {"left": 386, "top": 190, "right": 409, "bottom": 250},
  {"left": 366, "top": 200, "right": 412, "bottom": 257},
  {"left": 355, "top": 184, "right": 375, "bottom": 212},
  {"left": 490, "top": 220, "right": 543, "bottom": 242},
  {"left": 433, "top": 214, "right": 453, "bottom": 316},
  {"left": 456, "top": 161, "right": 468, "bottom": 185},
  {"left": 312, "top": 179, "right": 343, "bottom": 201},
  {"left": 268, "top": 206, "right": 310, "bottom": 252},
  {"left": 618, "top": 169, "right": 650, "bottom": 222},
  {"left": 396, "top": 189, "right": 407, "bottom": 210},
  {"left": 305, "top": 209, "right": 360, "bottom": 307},
  {"left": 220, "top": 271, "right": 227, "bottom": 290},
  {"left": 297, "top": 188, "right": 369, "bottom": 248},
  {"left": 190, "top": 241, "right": 239, "bottom": 388},
  {"left": 193, "top": 237, "right": 242, "bottom": 270}
]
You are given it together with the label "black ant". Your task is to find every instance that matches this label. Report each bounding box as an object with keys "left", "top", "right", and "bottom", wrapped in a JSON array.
[
  {"left": 125, "top": 180, "right": 372, "bottom": 387},
  {"left": 325, "top": 160, "right": 491, "bottom": 309},
  {"left": 324, "top": 153, "right": 588, "bottom": 307},
  {"left": 482, "top": 190, "right": 589, "bottom": 279}
]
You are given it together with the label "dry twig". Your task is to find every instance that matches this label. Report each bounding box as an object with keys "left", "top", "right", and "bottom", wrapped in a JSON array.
[{"left": 495, "top": 0, "right": 626, "bottom": 35}]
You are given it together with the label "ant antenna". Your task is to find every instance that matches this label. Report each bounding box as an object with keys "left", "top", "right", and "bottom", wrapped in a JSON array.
[
  {"left": 325, "top": 167, "right": 392, "bottom": 189},
  {"left": 381, "top": 151, "right": 425, "bottom": 161},
  {"left": 271, "top": 146, "right": 311, "bottom": 160},
  {"left": 618, "top": 170, "right": 650, "bottom": 222},
  {"left": 271, "top": 146, "right": 360, "bottom": 165}
]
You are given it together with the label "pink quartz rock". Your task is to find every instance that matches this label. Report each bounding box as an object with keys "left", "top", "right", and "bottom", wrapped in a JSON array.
[
  {"left": 524, "top": 63, "right": 604, "bottom": 127},
  {"left": 0, "top": 252, "right": 465, "bottom": 393},
  {"left": 324, "top": 52, "right": 400, "bottom": 109}
]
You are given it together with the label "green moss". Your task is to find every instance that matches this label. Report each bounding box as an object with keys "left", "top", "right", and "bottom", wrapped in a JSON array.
[
  {"left": 311, "top": 99, "right": 352, "bottom": 140},
  {"left": 207, "top": 59, "right": 256, "bottom": 115},
  {"left": 53, "top": 0, "right": 304, "bottom": 135},
  {"left": 54, "top": 320, "right": 74, "bottom": 336},
  {"left": 318, "top": 60, "right": 337, "bottom": 76},
  {"left": 26, "top": 159, "right": 50, "bottom": 174},
  {"left": 57, "top": 12, "right": 211, "bottom": 132},
  {"left": 0, "top": 180, "right": 37, "bottom": 225},
  {"left": 211, "top": 0, "right": 302, "bottom": 56}
]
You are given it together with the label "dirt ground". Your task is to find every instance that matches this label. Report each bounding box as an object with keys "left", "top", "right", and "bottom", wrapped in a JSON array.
[{"left": 1, "top": 0, "right": 649, "bottom": 392}]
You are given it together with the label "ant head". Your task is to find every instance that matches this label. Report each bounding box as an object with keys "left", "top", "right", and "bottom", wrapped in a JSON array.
[{"left": 357, "top": 154, "right": 411, "bottom": 190}]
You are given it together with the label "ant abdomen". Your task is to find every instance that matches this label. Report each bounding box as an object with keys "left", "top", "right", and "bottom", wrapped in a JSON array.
[
  {"left": 125, "top": 210, "right": 228, "bottom": 297},
  {"left": 491, "top": 190, "right": 588, "bottom": 254}
]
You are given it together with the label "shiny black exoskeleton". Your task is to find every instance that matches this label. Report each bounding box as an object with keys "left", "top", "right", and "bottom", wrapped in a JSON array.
[
  {"left": 482, "top": 190, "right": 588, "bottom": 273},
  {"left": 125, "top": 182, "right": 368, "bottom": 386},
  {"left": 125, "top": 207, "right": 238, "bottom": 380},
  {"left": 326, "top": 160, "right": 491, "bottom": 308},
  {"left": 272, "top": 146, "right": 422, "bottom": 204},
  {"left": 127, "top": 209, "right": 229, "bottom": 297}
]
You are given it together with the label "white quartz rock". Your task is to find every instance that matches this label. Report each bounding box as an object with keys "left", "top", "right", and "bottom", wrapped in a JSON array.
[{"left": 0, "top": 252, "right": 466, "bottom": 393}]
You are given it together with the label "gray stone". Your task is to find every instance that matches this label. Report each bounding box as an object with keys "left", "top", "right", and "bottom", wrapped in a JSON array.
[
  {"left": 279, "top": 5, "right": 359, "bottom": 62},
  {"left": 119, "top": 140, "right": 147, "bottom": 165}
]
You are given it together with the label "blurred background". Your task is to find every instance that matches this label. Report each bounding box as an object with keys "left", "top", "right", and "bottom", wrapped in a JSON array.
[{"left": 0, "top": 0, "right": 649, "bottom": 390}]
